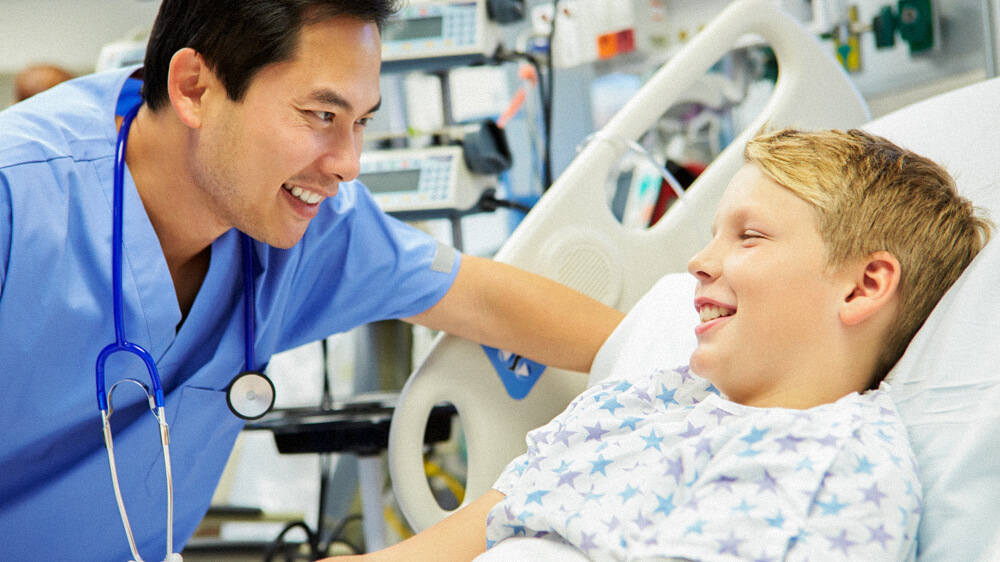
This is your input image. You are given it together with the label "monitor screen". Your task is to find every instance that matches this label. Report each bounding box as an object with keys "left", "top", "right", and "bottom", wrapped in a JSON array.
[
  {"left": 358, "top": 168, "right": 423, "bottom": 194},
  {"left": 383, "top": 16, "right": 445, "bottom": 43}
]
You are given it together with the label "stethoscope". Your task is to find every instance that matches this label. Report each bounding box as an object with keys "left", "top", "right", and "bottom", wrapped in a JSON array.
[{"left": 96, "top": 104, "right": 276, "bottom": 562}]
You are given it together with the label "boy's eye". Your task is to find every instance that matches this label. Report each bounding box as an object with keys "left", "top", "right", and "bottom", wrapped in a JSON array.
[{"left": 740, "top": 230, "right": 765, "bottom": 240}]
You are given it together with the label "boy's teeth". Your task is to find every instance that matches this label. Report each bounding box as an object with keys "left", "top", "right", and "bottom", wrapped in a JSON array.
[
  {"left": 283, "top": 184, "right": 322, "bottom": 204},
  {"left": 699, "top": 305, "right": 735, "bottom": 323}
]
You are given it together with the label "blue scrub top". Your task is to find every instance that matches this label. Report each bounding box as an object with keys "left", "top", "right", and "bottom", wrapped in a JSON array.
[{"left": 0, "top": 68, "right": 460, "bottom": 561}]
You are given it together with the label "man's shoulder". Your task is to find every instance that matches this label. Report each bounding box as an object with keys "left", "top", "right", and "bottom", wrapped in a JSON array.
[{"left": 0, "top": 70, "right": 128, "bottom": 169}]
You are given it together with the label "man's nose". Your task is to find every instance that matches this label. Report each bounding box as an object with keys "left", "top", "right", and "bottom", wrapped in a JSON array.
[{"left": 317, "top": 130, "right": 361, "bottom": 183}]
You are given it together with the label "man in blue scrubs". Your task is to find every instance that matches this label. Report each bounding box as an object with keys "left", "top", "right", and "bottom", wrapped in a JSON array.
[{"left": 0, "top": 1, "right": 623, "bottom": 560}]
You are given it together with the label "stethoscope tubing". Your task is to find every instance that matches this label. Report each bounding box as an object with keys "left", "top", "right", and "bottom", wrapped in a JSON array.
[
  {"left": 96, "top": 104, "right": 262, "bottom": 414},
  {"left": 97, "top": 99, "right": 271, "bottom": 562},
  {"left": 97, "top": 103, "right": 176, "bottom": 562},
  {"left": 241, "top": 233, "right": 256, "bottom": 370},
  {"left": 96, "top": 103, "right": 165, "bottom": 414}
]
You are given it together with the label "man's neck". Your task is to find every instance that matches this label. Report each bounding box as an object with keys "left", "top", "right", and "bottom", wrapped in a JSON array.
[{"left": 121, "top": 105, "right": 228, "bottom": 319}]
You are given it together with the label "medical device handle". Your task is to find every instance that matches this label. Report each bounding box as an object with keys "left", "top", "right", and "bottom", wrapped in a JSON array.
[
  {"left": 390, "top": 0, "right": 870, "bottom": 533},
  {"left": 389, "top": 333, "right": 585, "bottom": 530}
]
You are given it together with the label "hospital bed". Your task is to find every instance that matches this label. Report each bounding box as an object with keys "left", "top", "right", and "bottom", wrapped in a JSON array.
[{"left": 387, "top": 1, "right": 1000, "bottom": 560}]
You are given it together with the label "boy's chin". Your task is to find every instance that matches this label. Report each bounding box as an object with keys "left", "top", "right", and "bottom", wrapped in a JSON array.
[
  {"left": 689, "top": 352, "right": 730, "bottom": 395},
  {"left": 688, "top": 349, "right": 712, "bottom": 377}
]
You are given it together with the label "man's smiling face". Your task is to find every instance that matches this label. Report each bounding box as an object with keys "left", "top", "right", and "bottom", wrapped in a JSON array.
[{"left": 189, "top": 16, "right": 382, "bottom": 248}]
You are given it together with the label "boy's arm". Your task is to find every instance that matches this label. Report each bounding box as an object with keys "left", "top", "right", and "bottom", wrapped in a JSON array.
[
  {"left": 406, "top": 255, "right": 624, "bottom": 373},
  {"left": 323, "top": 489, "right": 504, "bottom": 561}
]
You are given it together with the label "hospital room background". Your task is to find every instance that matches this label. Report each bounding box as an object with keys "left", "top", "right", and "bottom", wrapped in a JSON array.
[{"left": 2, "top": 0, "right": 998, "bottom": 559}]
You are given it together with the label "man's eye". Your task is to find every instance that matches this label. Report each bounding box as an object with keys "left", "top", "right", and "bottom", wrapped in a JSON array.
[
  {"left": 357, "top": 117, "right": 372, "bottom": 127},
  {"left": 740, "top": 230, "right": 765, "bottom": 240},
  {"left": 314, "top": 111, "right": 334, "bottom": 122}
]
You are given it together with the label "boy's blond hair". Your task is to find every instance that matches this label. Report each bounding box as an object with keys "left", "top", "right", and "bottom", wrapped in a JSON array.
[{"left": 744, "top": 128, "right": 992, "bottom": 388}]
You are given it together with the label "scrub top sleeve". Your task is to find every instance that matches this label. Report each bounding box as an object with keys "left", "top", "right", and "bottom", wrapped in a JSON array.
[{"left": 273, "top": 181, "right": 461, "bottom": 351}]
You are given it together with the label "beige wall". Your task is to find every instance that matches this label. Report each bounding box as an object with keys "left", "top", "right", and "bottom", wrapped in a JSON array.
[
  {"left": 0, "top": 0, "right": 160, "bottom": 74},
  {"left": 0, "top": 74, "right": 14, "bottom": 110}
]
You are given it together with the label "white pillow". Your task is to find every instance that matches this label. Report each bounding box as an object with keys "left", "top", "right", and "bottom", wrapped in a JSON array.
[
  {"left": 864, "top": 76, "right": 1000, "bottom": 562},
  {"left": 886, "top": 240, "right": 1000, "bottom": 561},
  {"left": 589, "top": 272, "right": 697, "bottom": 387}
]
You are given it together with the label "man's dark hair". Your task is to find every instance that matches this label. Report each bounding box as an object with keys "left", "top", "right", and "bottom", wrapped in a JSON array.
[{"left": 142, "top": 0, "right": 401, "bottom": 111}]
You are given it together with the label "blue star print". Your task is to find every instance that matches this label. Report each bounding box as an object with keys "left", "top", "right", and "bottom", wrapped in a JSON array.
[
  {"left": 678, "top": 421, "right": 705, "bottom": 438},
  {"left": 556, "top": 470, "right": 582, "bottom": 488},
  {"left": 718, "top": 531, "right": 745, "bottom": 556},
  {"left": 584, "top": 422, "right": 607, "bottom": 442},
  {"left": 756, "top": 470, "right": 778, "bottom": 494},
  {"left": 854, "top": 454, "right": 874, "bottom": 474},
  {"left": 662, "top": 456, "right": 683, "bottom": 484},
  {"left": 775, "top": 434, "right": 804, "bottom": 453},
  {"left": 765, "top": 511, "right": 785, "bottom": 529},
  {"left": 525, "top": 490, "right": 549, "bottom": 506},
  {"left": 657, "top": 385, "right": 678, "bottom": 407},
  {"left": 600, "top": 396, "right": 624, "bottom": 415},
  {"left": 485, "top": 366, "right": 920, "bottom": 560},
  {"left": 619, "top": 416, "right": 642, "bottom": 431},
  {"left": 654, "top": 493, "right": 675, "bottom": 516},
  {"left": 861, "top": 482, "right": 887, "bottom": 507},
  {"left": 619, "top": 484, "right": 640, "bottom": 503},
  {"left": 826, "top": 529, "right": 857, "bottom": 555},
  {"left": 590, "top": 454, "right": 613, "bottom": 476},
  {"left": 642, "top": 429, "right": 664, "bottom": 451},
  {"left": 817, "top": 495, "right": 848, "bottom": 516}
]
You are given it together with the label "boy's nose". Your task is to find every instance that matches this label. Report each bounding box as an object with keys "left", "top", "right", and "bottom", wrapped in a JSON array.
[{"left": 687, "top": 241, "right": 719, "bottom": 281}]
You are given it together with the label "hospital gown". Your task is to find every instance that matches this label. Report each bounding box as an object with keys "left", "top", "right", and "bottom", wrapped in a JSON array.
[{"left": 488, "top": 366, "right": 921, "bottom": 561}]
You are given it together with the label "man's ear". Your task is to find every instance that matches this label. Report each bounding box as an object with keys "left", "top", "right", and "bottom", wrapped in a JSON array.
[
  {"left": 166, "top": 48, "right": 210, "bottom": 129},
  {"left": 840, "top": 251, "right": 901, "bottom": 326}
]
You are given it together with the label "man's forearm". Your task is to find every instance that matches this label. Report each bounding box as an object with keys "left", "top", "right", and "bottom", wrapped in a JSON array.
[{"left": 407, "top": 255, "right": 624, "bottom": 372}]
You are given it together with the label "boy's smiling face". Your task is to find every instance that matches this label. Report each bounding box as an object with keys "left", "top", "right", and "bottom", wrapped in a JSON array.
[{"left": 687, "top": 163, "right": 855, "bottom": 407}]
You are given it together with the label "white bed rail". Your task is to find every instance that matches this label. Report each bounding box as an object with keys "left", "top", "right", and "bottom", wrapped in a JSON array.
[{"left": 389, "top": 0, "right": 870, "bottom": 533}]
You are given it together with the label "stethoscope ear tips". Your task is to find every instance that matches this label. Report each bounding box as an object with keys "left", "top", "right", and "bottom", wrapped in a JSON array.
[{"left": 226, "top": 371, "right": 276, "bottom": 420}]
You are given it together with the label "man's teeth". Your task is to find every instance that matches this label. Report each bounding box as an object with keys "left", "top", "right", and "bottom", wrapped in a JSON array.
[
  {"left": 699, "top": 305, "right": 735, "bottom": 323},
  {"left": 283, "top": 184, "right": 323, "bottom": 204}
]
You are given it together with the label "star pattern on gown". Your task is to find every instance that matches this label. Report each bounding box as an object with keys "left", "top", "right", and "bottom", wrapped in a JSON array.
[
  {"left": 584, "top": 422, "right": 607, "bottom": 442},
  {"left": 641, "top": 428, "right": 664, "bottom": 451},
  {"left": 590, "top": 454, "right": 612, "bottom": 476},
  {"left": 485, "top": 367, "right": 921, "bottom": 560}
]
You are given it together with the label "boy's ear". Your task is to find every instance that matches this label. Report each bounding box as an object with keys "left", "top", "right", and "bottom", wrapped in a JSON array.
[
  {"left": 840, "top": 251, "right": 901, "bottom": 326},
  {"left": 167, "top": 48, "right": 210, "bottom": 129}
]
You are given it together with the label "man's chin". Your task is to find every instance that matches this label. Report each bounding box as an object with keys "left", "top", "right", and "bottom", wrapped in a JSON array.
[{"left": 246, "top": 228, "right": 307, "bottom": 249}]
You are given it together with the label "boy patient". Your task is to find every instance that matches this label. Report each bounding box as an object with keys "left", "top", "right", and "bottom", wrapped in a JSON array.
[{"left": 340, "top": 129, "right": 992, "bottom": 561}]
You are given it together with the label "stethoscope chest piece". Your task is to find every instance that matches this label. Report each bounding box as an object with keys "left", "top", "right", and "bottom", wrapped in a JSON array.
[{"left": 227, "top": 371, "right": 275, "bottom": 420}]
